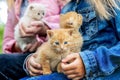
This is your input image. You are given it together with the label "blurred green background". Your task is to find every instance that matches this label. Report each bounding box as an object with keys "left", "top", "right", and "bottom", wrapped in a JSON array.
[
  {"left": 0, "top": 0, "right": 7, "bottom": 53},
  {"left": 0, "top": 23, "right": 4, "bottom": 53}
]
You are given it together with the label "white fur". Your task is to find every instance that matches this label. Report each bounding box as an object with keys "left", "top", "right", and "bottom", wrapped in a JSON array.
[{"left": 14, "top": 3, "right": 46, "bottom": 51}]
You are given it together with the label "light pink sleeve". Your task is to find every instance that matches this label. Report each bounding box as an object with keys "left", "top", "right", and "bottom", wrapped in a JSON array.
[
  {"left": 3, "top": 7, "right": 18, "bottom": 53},
  {"left": 3, "top": 0, "right": 62, "bottom": 53}
]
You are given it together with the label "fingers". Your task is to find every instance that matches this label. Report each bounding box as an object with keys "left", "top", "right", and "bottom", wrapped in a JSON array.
[
  {"left": 29, "top": 43, "right": 37, "bottom": 52},
  {"left": 61, "top": 53, "right": 78, "bottom": 71},
  {"left": 61, "top": 53, "right": 85, "bottom": 80},
  {"left": 62, "top": 53, "right": 76, "bottom": 63},
  {"left": 28, "top": 55, "right": 41, "bottom": 69},
  {"left": 67, "top": 75, "right": 82, "bottom": 80},
  {"left": 27, "top": 54, "right": 43, "bottom": 76},
  {"left": 23, "top": 44, "right": 32, "bottom": 52},
  {"left": 29, "top": 41, "right": 41, "bottom": 52},
  {"left": 26, "top": 41, "right": 41, "bottom": 52},
  {"left": 61, "top": 62, "right": 76, "bottom": 71},
  {"left": 29, "top": 71, "right": 40, "bottom": 76},
  {"left": 62, "top": 67, "right": 83, "bottom": 80},
  {"left": 31, "top": 21, "right": 44, "bottom": 27},
  {"left": 63, "top": 69, "right": 77, "bottom": 75},
  {"left": 28, "top": 64, "right": 43, "bottom": 76},
  {"left": 19, "top": 23, "right": 35, "bottom": 37},
  {"left": 19, "top": 21, "right": 45, "bottom": 38}
]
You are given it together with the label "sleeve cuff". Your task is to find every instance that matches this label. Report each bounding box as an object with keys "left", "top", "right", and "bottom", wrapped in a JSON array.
[
  {"left": 3, "top": 40, "right": 16, "bottom": 53},
  {"left": 23, "top": 53, "right": 33, "bottom": 76},
  {"left": 79, "top": 51, "right": 98, "bottom": 77}
]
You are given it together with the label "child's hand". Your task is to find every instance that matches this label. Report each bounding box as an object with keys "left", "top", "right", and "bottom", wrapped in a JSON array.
[
  {"left": 14, "top": 39, "right": 42, "bottom": 52},
  {"left": 19, "top": 21, "right": 46, "bottom": 38},
  {"left": 30, "top": 21, "right": 49, "bottom": 36},
  {"left": 61, "top": 53, "right": 85, "bottom": 80},
  {"left": 26, "top": 53, "right": 43, "bottom": 76}
]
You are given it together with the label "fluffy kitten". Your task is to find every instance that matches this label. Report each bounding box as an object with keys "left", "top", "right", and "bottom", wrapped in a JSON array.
[
  {"left": 14, "top": 3, "right": 45, "bottom": 51},
  {"left": 60, "top": 11, "right": 83, "bottom": 52},
  {"left": 35, "top": 29, "right": 74, "bottom": 74}
]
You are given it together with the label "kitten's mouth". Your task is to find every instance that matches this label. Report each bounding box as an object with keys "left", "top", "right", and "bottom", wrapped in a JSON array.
[
  {"left": 60, "top": 50, "right": 67, "bottom": 53},
  {"left": 66, "top": 26, "right": 74, "bottom": 28},
  {"left": 33, "top": 17, "right": 42, "bottom": 21},
  {"left": 56, "top": 50, "right": 66, "bottom": 53}
]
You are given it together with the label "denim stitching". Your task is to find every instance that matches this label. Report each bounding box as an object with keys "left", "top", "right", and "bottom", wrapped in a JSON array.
[{"left": 0, "top": 71, "right": 9, "bottom": 80}]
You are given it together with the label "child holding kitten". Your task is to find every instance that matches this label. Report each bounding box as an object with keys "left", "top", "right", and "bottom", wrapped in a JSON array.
[
  {"left": 14, "top": 3, "right": 46, "bottom": 51},
  {"left": 1, "top": 0, "right": 66, "bottom": 80},
  {"left": 27, "top": 0, "right": 120, "bottom": 80},
  {"left": 1, "top": 0, "right": 120, "bottom": 80}
]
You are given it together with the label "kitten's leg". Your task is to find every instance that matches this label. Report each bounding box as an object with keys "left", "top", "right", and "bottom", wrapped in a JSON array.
[
  {"left": 40, "top": 54, "right": 52, "bottom": 74},
  {"left": 57, "top": 62, "right": 62, "bottom": 73},
  {"left": 21, "top": 43, "right": 27, "bottom": 51},
  {"left": 41, "top": 60, "right": 52, "bottom": 74}
]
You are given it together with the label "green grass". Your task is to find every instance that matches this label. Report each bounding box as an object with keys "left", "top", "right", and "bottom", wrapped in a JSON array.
[{"left": 0, "top": 23, "right": 4, "bottom": 53}]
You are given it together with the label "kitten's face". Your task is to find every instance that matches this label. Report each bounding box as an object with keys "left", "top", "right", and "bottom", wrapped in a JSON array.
[
  {"left": 47, "top": 29, "right": 73, "bottom": 53},
  {"left": 60, "top": 12, "right": 82, "bottom": 29},
  {"left": 27, "top": 3, "right": 45, "bottom": 20}
]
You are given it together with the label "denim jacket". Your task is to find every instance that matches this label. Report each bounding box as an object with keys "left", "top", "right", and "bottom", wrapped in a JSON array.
[{"left": 61, "top": 0, "right": 120, "bottom": 79}]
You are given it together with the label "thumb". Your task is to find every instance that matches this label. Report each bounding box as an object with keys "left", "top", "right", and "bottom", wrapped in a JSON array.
[
  {"left": 62, "top": 53, "right": 76, "bottom": 63},
  {"left": 31, "top": 21, "right": 44, "bottom": 26}
]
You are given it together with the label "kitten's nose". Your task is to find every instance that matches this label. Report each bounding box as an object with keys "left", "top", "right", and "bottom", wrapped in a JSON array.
[
  {"left": 61, "top": 46, "right": 64, "bottom": 50},
  {"left": 61, "top": 48, "right": 64, "bottom": 50}
]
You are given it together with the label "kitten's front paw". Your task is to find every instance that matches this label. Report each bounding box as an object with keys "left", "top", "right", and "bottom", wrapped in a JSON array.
[
  {"left": 57, "top": 63, "right": 62, "bottom": 73},
  {"left": 21, "top": 44, "right": 27, "bottom": 51},
  {"left": 43, "top": 71, "right": 52, "bottom": 75}
]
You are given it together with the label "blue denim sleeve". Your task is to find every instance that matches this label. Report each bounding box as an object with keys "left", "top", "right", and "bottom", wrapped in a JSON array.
[
  {"left": 79, "top": 2, "right": 120, "bottom": 79},
  {"left": 80, "top": 42, "right": 120, "bottom": 79},
  {"left": 80, "top": 51, "right": 98, "bottom": 79}
]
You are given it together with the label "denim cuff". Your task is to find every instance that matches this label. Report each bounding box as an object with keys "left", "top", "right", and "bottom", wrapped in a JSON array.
[
  {"left": 79, "top": 51, "right": 98, "bottom": 78},
  {"left": 23, "top": 53, "right": 33, "bottom": 76}
]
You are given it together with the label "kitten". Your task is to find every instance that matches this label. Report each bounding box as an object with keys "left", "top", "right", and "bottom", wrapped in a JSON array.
[
  {"left": 14, "top": 3, "right": 45, "bottom": 51},
  {"left": 60, "top": 11, "right": 83, "bottom": 52},
  {"left": 35, "top": 29, "right": 74, "bottom": 74}
]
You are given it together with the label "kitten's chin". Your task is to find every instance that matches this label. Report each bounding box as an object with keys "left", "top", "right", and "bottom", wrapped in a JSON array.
[
  {"left": 55, "top": 49, "right": 67, "bottom": 54},
  {"left": 66, "top": 25, "right": 72, "bottom": 27}
]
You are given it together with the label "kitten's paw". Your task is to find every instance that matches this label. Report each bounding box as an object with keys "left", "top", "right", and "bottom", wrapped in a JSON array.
[
  {"left": 21, "top": 44, "right": 27, "bottom": 51},
  {"left": 43, "top": 71, "right": 52, "bottom": 75},
  {"left": 57, "top": 63, "right": 62, "bottom": 73},
  {"left": 57, "top": 69, "right": 62, "bottom": 73}
]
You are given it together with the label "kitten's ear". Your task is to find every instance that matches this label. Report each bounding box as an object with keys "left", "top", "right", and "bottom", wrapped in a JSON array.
[
  {"left": 60, "top": 14, "right": 64, "bottom": 17},
  {"left": 68, "top": 29, "right": 74, "bottom": 36},
  {"left": 29, "top": 5, "right": 34, "bottom": 10},
  {"left": 47, "top": 30, "right": 54, "bottom": 38}
]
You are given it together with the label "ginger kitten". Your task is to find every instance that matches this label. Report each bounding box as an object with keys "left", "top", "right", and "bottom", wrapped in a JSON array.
[
  {"left": 35, "top": 29, "right": 74, "bottom": 74},
  {"left": 60, "top": 11, "right": 83, "bottom": 52}
]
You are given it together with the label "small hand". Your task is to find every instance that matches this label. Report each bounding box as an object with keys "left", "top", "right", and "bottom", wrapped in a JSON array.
[
  {"left": 29, "top": 21, "right": 47, "bottom": 36},
  {"left": 26, "top": 53, "right": 43, "bottom": 76},
  {"left": 19, "top": 21, "right": 47, "bottom": 38},
  {"left": 24, "top": 41, "right": 42, "bottom": 52},
  {"left": 61, "top": 53, "right": 85, "bottom": 80}
]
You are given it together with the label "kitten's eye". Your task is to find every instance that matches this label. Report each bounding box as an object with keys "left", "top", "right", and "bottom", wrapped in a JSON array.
[
  {"left": 38, "top": 13, "right": 40, "bottom": 15},
  {"left": 55, "top": 42, "right": 59, "bottom": 45},
  {"left": 64, "top": 41, "right": 68, "bottom": 44}
]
